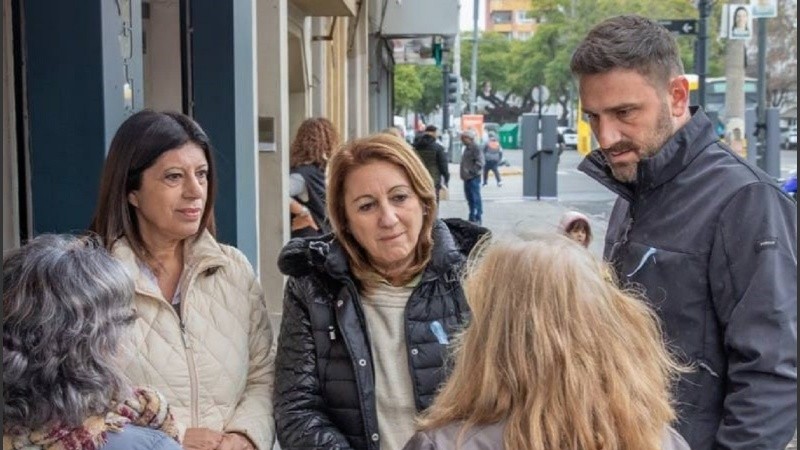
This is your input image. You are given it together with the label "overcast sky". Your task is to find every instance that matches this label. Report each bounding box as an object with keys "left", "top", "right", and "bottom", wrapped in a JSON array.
[{"left": 459, "top": 0, "right": 485, "bottom": 31}]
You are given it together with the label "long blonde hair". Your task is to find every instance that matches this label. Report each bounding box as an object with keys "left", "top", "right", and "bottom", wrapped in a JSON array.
[{"left": 417, "top": 234, "right": 684, "bottom": 450}]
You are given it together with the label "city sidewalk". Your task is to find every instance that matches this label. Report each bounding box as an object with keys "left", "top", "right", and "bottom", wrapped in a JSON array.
[{"left": 437, "top": 156, "right": 610, "bottom": 257}]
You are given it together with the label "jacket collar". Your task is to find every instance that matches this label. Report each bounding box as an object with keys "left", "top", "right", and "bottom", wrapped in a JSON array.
[
  {"left": 579, "top": 107, "right": 719, "bottom": 200},
  {"left": 277, "top": 218, "right": 489, "bottom": 282},
  {"left": 112, "top": 229, "right": 227, "bottom": 297}
]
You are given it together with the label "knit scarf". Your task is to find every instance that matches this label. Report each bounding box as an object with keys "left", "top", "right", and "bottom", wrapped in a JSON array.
[{"left": 5, "top": 387, "right": 179, "bottom": 450}]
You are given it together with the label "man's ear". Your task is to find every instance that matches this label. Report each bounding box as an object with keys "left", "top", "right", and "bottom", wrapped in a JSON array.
[
  {"left": 668, "top": 75, "right": 690, "bottom": 116},
  {"left": 128, "top": 191, "right": 139, "bottom": 208}
]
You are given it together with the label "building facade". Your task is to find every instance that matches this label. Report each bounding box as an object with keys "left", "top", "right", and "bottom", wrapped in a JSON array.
[
  {"left": 2, "top": 0, "right": 456, "bottom": 323},
  {"left": 484, "top": 0, "right": 537, "bottom": 40}
]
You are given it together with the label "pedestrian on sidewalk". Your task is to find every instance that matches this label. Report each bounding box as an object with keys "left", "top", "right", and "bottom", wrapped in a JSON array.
[
  {"left": 573, "top": 15, "right": 797, "bottom": 450},
  {"left": 413, "top": 125, "right": 450, "bottom": 204},
  {"left": 403, "top": 236, "right": 689, "bottom": 450},
  {"left": 289, "top": 117, "right": 340, "bottom": 238},
  {"left": 482, "top": 131, "right": 503, "bottom": 187},
  {"left": 459, "top": 129, "right": 484, "bottom": 224},
  {"left": 274, "top": 132, "right": 489, "bottom": 450},
  {"left": 557, "top": 210, "right": 592, "bottom": 248}
]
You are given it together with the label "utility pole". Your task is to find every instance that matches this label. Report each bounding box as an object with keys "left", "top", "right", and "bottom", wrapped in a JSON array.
[
  {"left": 723, "top": 1, "right": 747, "bottom": 157},
  {"left": 470, "top": 0, "right": 479, "bottom": 113},
  {"left": 756, "top": 17, "right": 768, "bottom": 166},
  {"left": 696, "top": 0, "right": 709, "bottom": 109},
  {"left": 453, "top": 31, "right": 462, "bottom": 120}
]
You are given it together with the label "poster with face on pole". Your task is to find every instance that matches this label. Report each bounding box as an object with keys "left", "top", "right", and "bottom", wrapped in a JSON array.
[
  {"left": 724, "top": 4, "right": 753, "bottom": 40},
  {"left": 750, "top": 0, "right": 778, "bottom": 18}
]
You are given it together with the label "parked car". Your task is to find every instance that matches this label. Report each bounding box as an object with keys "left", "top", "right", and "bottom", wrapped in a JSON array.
[
  {"left": 557, "top": 126, "right": 578, "bottom": 149},
  {"left": 781, "top": 170, "right": 796, "bottom": 200},
  {"left": 784, "top": 125, "right": 797, "bottom": 150}
]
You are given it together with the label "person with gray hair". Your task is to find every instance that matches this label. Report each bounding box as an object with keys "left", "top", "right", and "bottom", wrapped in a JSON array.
[
  {"left": 3, "top": 234, "right": 181, "bottom": 450},
  {"left": 572, "top": 14, "right": 797, "bottom": 450}
]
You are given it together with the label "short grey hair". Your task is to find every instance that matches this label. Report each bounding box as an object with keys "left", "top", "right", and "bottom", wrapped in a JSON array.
[
  {"left": 570, "top": 15, "right": 684, "bottom": 89},
  {"left": 3, "top": 234, "right": 136, "bottom": 430}
]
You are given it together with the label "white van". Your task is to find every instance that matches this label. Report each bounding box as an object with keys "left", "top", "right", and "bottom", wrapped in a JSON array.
[{"left": 393, "top": 116, "right": 408, "bottom": 139}]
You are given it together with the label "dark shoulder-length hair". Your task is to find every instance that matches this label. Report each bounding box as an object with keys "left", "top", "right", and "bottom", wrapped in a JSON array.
[
  {"left": 3, "top": 233, "right": 136, "bottom": 430},
  {"left": 289, "top": 117, "right": 340, "bottom": 169},
  {"left": 89, "top": 110, "right": 217, "bottom": 260},
  {"left": 326, "top": 133, "right": 437, "bottom": 290}
]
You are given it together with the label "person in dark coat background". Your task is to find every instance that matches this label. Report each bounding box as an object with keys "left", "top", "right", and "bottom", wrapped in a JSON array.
[
  {"left": 273, "top": 132, "right": 489, "bottom": 450},
  {"left": 572, "top": 15, "right": 797, "bottom": 450},
  {"left": 413, "top": 125, "right": 450, "bottom": 204}
]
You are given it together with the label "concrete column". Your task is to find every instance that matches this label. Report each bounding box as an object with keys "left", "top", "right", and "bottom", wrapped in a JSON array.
[
  {"left": 368, "top": 34, "right": 393, "bottom": 133},
  {"left": 257, "top": 0, "right": 290, "bottom": 316},
  {"left": 3, "top": 0, "right": 20, "bottom": 251},
  {"left": 190, "top": 0, "right": 259, "bottom": 266},
  {"left": 310, "top": 17, "right": 327, "bottom": 118},
  {"left": 347, "top": 2, "right": 369, "bottom": 139},
  {"left": 20, "top": 0, "right": 142, "bottom": 235}
]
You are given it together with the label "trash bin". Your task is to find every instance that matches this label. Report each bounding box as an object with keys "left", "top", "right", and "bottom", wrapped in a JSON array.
[{"left": 498, "top": 123, "right": 519, "bottom": 149}]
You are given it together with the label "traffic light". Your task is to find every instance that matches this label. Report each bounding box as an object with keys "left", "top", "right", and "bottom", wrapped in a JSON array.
[{"left": 445, "top": 73, "right": 459, "bottom": 104}]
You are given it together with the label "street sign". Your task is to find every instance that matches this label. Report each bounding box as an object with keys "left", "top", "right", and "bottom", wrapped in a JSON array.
[{"left": 658, "top": 19, "right": 698, "bottom": 35}]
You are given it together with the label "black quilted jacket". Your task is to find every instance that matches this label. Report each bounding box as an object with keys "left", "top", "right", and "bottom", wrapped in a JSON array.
[{"left": 273, "top": 219, "right": 489, "bottom": 450}]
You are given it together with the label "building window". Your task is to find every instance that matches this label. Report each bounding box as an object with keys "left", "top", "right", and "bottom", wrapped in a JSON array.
[
  {"left": 491, "top": 10, "right": 513, "bottom": 24},
  {"left": 516, "top": 10, "right": 535, "bottom": 23}
]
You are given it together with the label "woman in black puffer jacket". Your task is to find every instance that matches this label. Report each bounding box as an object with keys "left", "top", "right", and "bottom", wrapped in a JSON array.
[{"left": 274, "top": 133, "right": 489, "bottom": 450}]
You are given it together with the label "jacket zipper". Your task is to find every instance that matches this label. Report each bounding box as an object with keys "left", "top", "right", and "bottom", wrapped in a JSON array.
[
  {"left": 134, "top": 287, "right": 199, "bottom": 427},
  {"left": 178, "top": 265, "right": 202, "bottom": 428}
]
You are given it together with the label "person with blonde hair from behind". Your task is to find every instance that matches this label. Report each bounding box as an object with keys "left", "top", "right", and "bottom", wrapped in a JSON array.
[{"left": 404, "top": 235, "right": 688, "bottom": 450}]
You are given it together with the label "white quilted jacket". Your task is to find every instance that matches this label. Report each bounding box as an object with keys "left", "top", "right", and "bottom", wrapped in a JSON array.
[{"left": 114, "top": 231, "right": 275, "bottom": 450}]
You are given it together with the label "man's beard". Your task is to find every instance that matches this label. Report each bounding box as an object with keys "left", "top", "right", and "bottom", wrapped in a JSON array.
[{"left": 607, "top": 102, "right": 674, "bottom": 183}]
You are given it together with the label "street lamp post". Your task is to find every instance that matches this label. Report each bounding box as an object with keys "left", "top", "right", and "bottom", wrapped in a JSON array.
[
  {"left": 696, "top": 0, "right": 709, "bottom": 110},
  {"left": 470, "top": 0, "right": 479, "bottom": 113}
]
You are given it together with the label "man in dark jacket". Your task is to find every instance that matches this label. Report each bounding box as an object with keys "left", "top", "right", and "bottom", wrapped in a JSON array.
[
  {"left": 413, "top": 125, "right": 450, "bottom": 203},
  {"left": 572, "top": 15, "right": 797, "bottom": 450},
  {"left": 459, "top": 129, "right": 484, "bottom": 224}
]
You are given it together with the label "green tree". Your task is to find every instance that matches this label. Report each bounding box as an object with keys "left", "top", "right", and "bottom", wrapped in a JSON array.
[
  {"left": 393, "top": 64, "right": 423, "bottom": 116},
  {"left": 526, "top": 0, "right": 698, "bottom": 123},
  {"left": 416, "top": 65, "right": 444, "bottom": 116},
  {"left": 745, "top": 0, "right": 797, "bottom": 109},
  {"left": 460, "top": 32, "right": 530, "bottom": 122},
  {"left": 459, "top": 0, "right": 714, "bottom": 123}
]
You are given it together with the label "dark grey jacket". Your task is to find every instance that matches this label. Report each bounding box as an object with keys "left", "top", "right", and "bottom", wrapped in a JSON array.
[
  {"left": 459, "top": 142, "right": 484, "bottom": 181},
  {"left": 579, "top": 107, "right": 797, "bottom": 450},
  {"left": 274, "top": 219, "right": 489, "bottom": 450},
  {"left": 413, "top": 134, "right": 450, "bottom": 188}
]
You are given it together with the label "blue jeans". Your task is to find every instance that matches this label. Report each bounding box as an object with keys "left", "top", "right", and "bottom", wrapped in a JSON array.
[
  {"left": 483, "top": 160, "right": 501, "bottom": 185},
  {"left": 463, "top": 177, "right": 482, "bottom": 223}
]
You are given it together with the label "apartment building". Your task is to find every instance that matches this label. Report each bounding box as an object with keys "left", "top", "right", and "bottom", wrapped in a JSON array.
[{"left": 484, "top": 0, "right": 537, "bottom": 40}]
